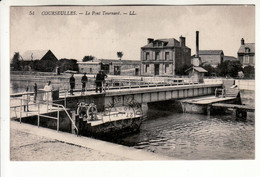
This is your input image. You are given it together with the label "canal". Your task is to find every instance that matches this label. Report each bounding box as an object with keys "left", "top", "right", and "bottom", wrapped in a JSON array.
[
  {"left": 115, "top": 108, "right": 254, "bottom": 160},
  {"left": 10, "top": 79, "right": 255, "bottom": 160}
]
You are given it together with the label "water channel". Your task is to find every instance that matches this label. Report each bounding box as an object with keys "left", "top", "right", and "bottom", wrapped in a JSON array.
[{"left": 10, "top": 79, "right": 255, "bottom": 160}]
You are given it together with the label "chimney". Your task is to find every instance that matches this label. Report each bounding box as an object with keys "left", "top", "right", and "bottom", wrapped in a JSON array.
[
  {"left": 196, "top": 31, "right": 199, "bottom": 57},
  {"left": 147, "top": 38, "right": 154, "bottom": 44},
  {"left": 241, "top": 38, "right": 245, "bottom": 45},
  {"left": 179, "top": 35, "right": 186, "bottom": 47}
]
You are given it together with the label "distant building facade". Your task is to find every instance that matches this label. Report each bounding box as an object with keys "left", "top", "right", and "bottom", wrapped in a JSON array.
[
  {"left": 140, "top": 36, "right": 191, "bottom": 76},
  {"left": 77, "top": 60, "right": 101, "bottom": 74},
  {"left": 22, "top": 49, "right": 58, "bottom": 62},
  {"left": 197, "top": 50, "right": 224, "bottom": 67},
  {"left": 78, "top": 59, "right": 141, "bottom": 76},
  {"left": 237, "top": 38, "right": 255, "bottom": 68}
]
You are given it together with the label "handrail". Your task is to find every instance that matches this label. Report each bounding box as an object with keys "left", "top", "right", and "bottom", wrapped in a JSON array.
[
  {"left": 52, "top": 103, "right": 79, "bottom": 135},
  {"left": 10, "top": 97, "right": 79, "bottom": 135}
]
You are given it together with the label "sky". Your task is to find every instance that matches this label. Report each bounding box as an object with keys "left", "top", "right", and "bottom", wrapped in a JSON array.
[{"left": 10, "top": 5, "right": 255, "bottom": 61}]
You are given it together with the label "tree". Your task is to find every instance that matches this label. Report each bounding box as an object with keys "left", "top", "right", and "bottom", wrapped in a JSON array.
[
  {"left": 243, "top": 65, "right": 255, "bottom": 79},
  {"left": 216, "top": 60, "right": 242, "bottom": 77},
  {"left": 175, "top": 64, "right": 190, "bottom": 76},
  {"left": 82, "top": 55, "right": 95, "bottom": 62},
  {"left": 11, "top": 52, "right": 21, "bottom": 70},
  {"left": 201, "top": 64, "right": 216, "bottom": 77},
  {"left": 57, "top": 59, "right": 79, "bottom": 72},
  {"left": 117, "top": 51, "right": 123, "bottom": 60}
]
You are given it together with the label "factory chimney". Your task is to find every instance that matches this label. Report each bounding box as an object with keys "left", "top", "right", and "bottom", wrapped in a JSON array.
[{"left": 196, "top": 31, "right": 199, "bottom": 57}]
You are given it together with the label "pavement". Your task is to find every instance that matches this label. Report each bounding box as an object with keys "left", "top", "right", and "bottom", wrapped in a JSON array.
[{"left": 10, "top": 121, "right": 173, "bottom": 161}]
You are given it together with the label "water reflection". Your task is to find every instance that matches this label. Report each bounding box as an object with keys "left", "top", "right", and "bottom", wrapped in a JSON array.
[{"left": 117, "top": 110, "right": 254, "bottom": 160}]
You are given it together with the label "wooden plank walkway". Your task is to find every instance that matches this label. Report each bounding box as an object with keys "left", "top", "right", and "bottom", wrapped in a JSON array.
[
  {"left": 180, "top": 95, "right": 237, "bottom": 105},
  {"left": 212, "top": 103, "right": 255, "bottom": 111}
]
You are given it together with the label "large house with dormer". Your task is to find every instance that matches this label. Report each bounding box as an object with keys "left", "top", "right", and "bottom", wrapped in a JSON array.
[
  {"left": 237, "top": 38, "right": 255, "bottom": 68},
  {"left": 140, "top": 36, "right": 191, "bottom": 76}
]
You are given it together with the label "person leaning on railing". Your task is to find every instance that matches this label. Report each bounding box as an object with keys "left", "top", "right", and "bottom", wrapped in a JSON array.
[
  {"left": 95, "top": 70, "right": 107, "bottom": 93},
  {"left": 101, "top": 70, "right": 107, "bottom": 92}
]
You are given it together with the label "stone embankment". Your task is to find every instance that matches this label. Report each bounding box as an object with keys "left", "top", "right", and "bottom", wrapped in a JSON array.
[{"left": 10, "top": 121, "right": 172, "bottom": 161}]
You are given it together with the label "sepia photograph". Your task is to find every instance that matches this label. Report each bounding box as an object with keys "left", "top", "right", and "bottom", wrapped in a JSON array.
[{"left": 1, "top": 1, "right": 259, "bottom": 177}]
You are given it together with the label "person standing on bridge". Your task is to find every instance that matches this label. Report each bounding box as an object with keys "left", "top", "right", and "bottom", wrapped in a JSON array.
[
  {"left": 43, "top": 81, "right": 53, "bottom": 109},
  {"left": 95, "top": 71, "right": 102, "bottom": 93},
  {"left": 33, "top": 83, "right": 37, "bottom": 103},
  {"left": 22, "top": 87, "right": 30, "bottom": 112},
  {"left": 81, "top": 73, "right": 88, "bottom": 95},
  {"left": 101, "top": 70, "right": 107, "bottom": 92},
  {"left": 69, "top": 73, "right": 75, "bottom": 95}
]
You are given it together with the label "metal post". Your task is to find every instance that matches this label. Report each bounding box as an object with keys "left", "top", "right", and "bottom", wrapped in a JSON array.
[
  {"left": 57, "top": 110, "right": 59, "bottom": 132},
  {"left": 20, "top": 98, "right": 22, "bottom": 123},
  {"left": 26, "top": 94, "right": 29, "bottom": 116},
  {"left": 47, "top": 99, "right": 49, "bottom": 112},
  {"left": 37, "top": 102, "right": 40, "bottom": 127},
  {"left": 64, "top": 91, "right": 67, "bottom": 108}
]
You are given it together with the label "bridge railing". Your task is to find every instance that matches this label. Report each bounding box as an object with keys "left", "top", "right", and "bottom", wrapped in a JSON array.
[{"left": 10, "top": 95, "right": 79, "bottom": 135}]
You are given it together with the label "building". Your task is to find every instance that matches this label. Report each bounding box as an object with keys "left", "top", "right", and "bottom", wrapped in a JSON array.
[
  {"left": 18, "top": 49, "right": 58, "bottom": 71},
  {"left": 140, "top": 36, "right": 191, "bottom": 76},
  {"left": 77, "top": 59, "right": 101, "bottom": 74},
  {"left": 196, "top": 50, "right": 224, "bottom": 67},
  {"left": 78, "top": 59, "right": 141, "bottom": 76},
  {"left": 237, "top": 38, "right": 255, "bottom": 68},
  {"left": 100, "top": 59, "right": 141, "bottom": 76},
  {"left": 22, "top": 49, "right": 58, "bottom": 62},
  {"left": 186, "top": 66, "right": 207, "bottom": 83}
]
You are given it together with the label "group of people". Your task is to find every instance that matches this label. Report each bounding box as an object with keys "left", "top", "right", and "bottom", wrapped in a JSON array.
[
  {"left": 22, "top": 81, "right": 51, "bottom": 112},
  {"left": 69, "top": 70, "right": 107, "bottom": 95},
  {"left": 21, "top": 70, "right": 108, "bottom": 112}
]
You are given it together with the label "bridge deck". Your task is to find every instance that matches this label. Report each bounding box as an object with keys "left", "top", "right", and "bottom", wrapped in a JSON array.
[{"left": 180, "top": 95, "right": 237, "bottom": 105}]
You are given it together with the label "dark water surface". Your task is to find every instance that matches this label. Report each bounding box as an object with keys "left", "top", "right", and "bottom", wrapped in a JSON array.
[{"left": 116, "top": 110, "right": 254, "bottom": 160}]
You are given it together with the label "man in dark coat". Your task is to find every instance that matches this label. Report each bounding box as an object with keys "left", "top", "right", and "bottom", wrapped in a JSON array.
[
  {"left": 69, "top": 73, "right": 75, "bottom": 95},
  {"left": 81, "top": 73, "right": 88, "bottom": 95},
  {"left": 95, "top": 71, "right": 102, "bottom": 93},
  {"left": 100, "top": 70, "right": 107, "bottom": 92}
]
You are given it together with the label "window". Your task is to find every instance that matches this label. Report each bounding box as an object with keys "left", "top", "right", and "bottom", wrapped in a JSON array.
[
  {"left": 245, "top": 47, "right": 250, "bottom": 53},
  {"left": 145, "top": 52, "right": 150, "bottom": 60},
  {"left": 165, "top": 52, "right": 169, "bottom": 60},
  {"left": 243, "top": 56, "right": 249, "bottom": 64},
  {"left": 145, "top": 64, "right": 149, "bottom": 72},
  {"left": 90, "top": 68, "right": 92, "bottom": 73},
  {"left": 165, "top": 64, "right": 169, "bottom": 73},
  {"left": 155, "top": 52, "right": 160, "bottom": 60}
]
